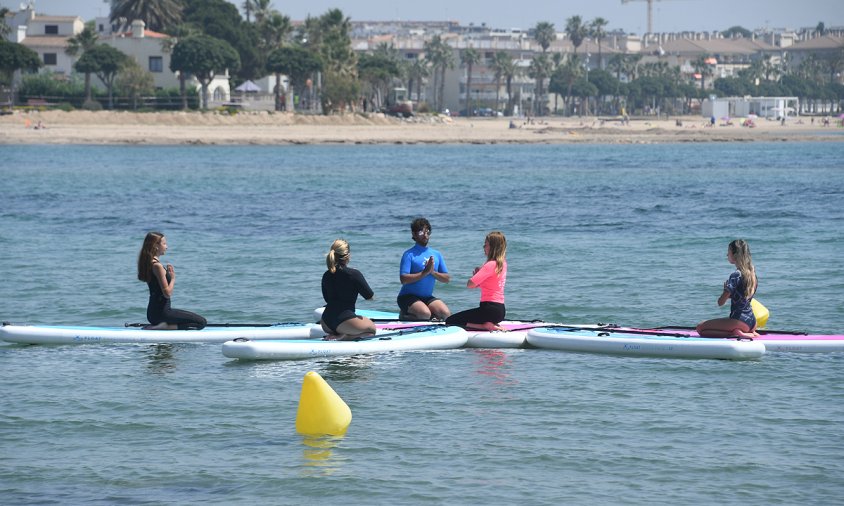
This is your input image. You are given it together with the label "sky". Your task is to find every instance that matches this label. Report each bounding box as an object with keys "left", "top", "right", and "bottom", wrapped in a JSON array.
[{"left": 3, "top": 0, "right": 843, "bottom": 35}]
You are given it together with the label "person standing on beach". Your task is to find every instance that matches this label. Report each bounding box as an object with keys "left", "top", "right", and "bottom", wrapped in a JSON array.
[
  {"left": 445, "top": 231, "right": 507, "bottom": 331},
  {"left": 320, "top": 239, "right": 376, "bottom": 340},
  {"left": 137, "top": 232, "right": 206, "bottom": 330},
  {"left": 696, "top": 239, "right": 759, "bottom": 339},
  {"left": 397, "top": 217, "right": 451, "bottom": 320}
]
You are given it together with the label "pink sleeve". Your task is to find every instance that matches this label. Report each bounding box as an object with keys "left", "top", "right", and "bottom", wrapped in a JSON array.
[{"left": 470, "top": 261, "right": 496, "bottom": 286}]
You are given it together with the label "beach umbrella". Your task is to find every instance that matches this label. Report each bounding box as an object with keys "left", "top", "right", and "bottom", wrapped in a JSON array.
[{"left": 235, "top": 80, "right": 261, "bottom": 93}]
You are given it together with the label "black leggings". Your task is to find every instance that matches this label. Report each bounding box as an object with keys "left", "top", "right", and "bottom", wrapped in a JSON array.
[
  {"left": 445, "top": 302, "right": 505, "bottom": 328},
  {"left": 148, "top": 297, "right": 207, "bottom": 330}
]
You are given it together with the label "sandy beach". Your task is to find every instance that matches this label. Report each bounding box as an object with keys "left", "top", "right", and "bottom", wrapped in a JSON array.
[{"left": 1, "top": 109, "right": 841, "bottom": 145}]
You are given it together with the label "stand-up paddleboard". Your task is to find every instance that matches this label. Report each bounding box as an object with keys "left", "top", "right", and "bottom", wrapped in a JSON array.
[
  {"left": 222, "top": 325, "right": 469, "bottom": 360},
  {"left": 526, "top": 327, "right": 765, "bottom": 360},
  {"left": 608, "top": 326, "right": 844, "bottom": 353},
  {"left": 311, "top": 307, "right": 563, "bottom": 348},
  {"left": 0, "top": 322, "right": 318, "bottom": 345}
]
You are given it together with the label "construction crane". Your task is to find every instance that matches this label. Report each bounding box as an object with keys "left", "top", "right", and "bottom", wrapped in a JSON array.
[{"left": 621, "top": 0, "right": 676, "bottom": 34}]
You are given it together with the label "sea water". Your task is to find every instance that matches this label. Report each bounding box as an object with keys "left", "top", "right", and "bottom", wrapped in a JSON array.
[{"left": 1, "top": 143, "right": 843, "bottom": 504}]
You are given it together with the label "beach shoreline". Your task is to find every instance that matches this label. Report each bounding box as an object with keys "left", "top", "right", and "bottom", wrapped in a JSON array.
[{"left": 1, "top": 109, "right": 841, "bottom": 145}]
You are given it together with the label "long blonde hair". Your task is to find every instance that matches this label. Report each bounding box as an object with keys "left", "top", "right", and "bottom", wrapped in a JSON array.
[
  {"left": 137, "top": 231, "right": 164, "bottom": 282},
  {"left": 485, "top": 231, "right": 507, "bottom": 274},
  {"left": 729, "top": 239, "right": 756, "bottom": 299},
  {"left": 326, "top": 239, "right": 350, "bottom": 273}
]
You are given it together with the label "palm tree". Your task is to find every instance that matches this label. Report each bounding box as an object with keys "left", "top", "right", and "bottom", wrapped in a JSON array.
[
  {"left": 252, "top": 0, "right": 273, "bottom": 26},
  {"left": 0, "top": 8, "right": 12, "bottom": 39},
  {"left": 528, "top": 53, "right": 552, "bottom": 115},
  {"left": 590, "top": 17, "right": 609, "bottom": 69},
  {"left": 461, "top": 47, "right": 480, "bottom": 115},
  {"left": 556, "top": 54, "right": 584, "bottom": 116},
  {"left": 406, "top": 57, "right": 429, "bottom": 104},
  {"left": 692, "top": 54, "right": 714, "bottom": 90},
  {"left": 259, "top": 11, "right": 291, "bottom": 51},
  {"left": 623, "top": 54, "right": 642, "bottom": 82},
  {"left": 259, "top": 11, "right": 292, "bottom": 111},
  {"left": 242, "top": 0, "right": 255, "bottom": 23},
  {"left": 424, "top": 36, "right": 452, "bottom": 112},
  {"left": 533, "top": 21, "right": 555, "bottom": 53},
  {"left": 110, "top": 0, "right": 184, "bottom": 33},
  {"left": 65, "top": 26, "right": 99, "bottom": 57},
  {"left": 565, "top": 16, "right": 588, "bottom": 57},
  {"left": 491, "top": 51, "right": 509, "bottom": 113},
  {"left": 65, "top": 27, "right": 100, "bottom": 102},
  {"left": 497, "top": 54, "right": 519, "bottom": 116}
]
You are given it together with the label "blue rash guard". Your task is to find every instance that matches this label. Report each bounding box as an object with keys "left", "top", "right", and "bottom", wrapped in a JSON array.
[
  {"left": 398, "top": 244, "right": 448, "bottom": 298},
  {"left": 726, "top": 270, "right": 756, "bottom": 328}
]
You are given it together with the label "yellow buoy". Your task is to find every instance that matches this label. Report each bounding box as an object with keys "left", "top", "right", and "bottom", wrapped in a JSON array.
[
  {"left": 296, "top": 371, "right": 352, "bottom": 436},
  {"left": 751, "top": 299, "right": 769, "bottom": 329}
]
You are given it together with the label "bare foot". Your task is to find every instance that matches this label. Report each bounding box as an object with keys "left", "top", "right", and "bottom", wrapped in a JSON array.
[
  {"left": 323, "top": 334, "right": 346, "bottom": 341},
  {"left": 735, "top": 329, "right": 757, "bottom": 339},
  {"left": 481, "top": 322, "right": 505, "bottom": 332},
  {"left": 142, "top": 322, "right": 169, "bottom": 330}
]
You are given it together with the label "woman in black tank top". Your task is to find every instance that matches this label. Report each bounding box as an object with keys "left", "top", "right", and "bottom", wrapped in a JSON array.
[{"left": 137, "top": 232, "right": 206, "bottom": 330}]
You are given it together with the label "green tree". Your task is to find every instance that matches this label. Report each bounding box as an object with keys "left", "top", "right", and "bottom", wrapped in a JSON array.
[
  {"left": 586, "top": 68, "right": 618, "bottom": 114},
  {"left": 321, "top": 69, "right": 359, "bottom": 114},
  {"left": 565, "top": 16, "right": 588, "bottom": 57},
  {"left": 549, "top": 54, "right": 583, "bottom": 116},
  {"left": 110, "top": 0, "right": 184, "bottom": 33},
  {"left": 721, "top": 25, "right": 752, "bottom": 38},
  {"left": 116, "top": 58, "right": 155, "bottom": 109},
  {"left": 0, "top": 7, "right": 12, "bottom": 39},
  {"left": 590, "top": 17, "right": 609, "bottom": 68},
  {"left": 75, "top": 44, "right": 130, "bottom": 109},
  {"left": 358, "top": 48, "right": 402, "bottom": 110},
  {"left": 0, "top": 40, "right": 42, "bottom": 103},
  {"left": 183, "top": 0, "right": 261, "bottom": 80},
  {"left": 460, "top": 47, "right": 480, "bottom": 115},
  {"left": 170, "top": 34, "right": 241, "bottom": 109},
  {"left": 300, "top": 9, "right": 356, "bottom": 113},
  {"left": 266, "top": 45, "right": 322, "bottom": 112}
]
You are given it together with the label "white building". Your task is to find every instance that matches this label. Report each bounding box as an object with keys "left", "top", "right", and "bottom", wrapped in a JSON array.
[{"left": 8, "top": 6, "right": 84, "bottom": 77}]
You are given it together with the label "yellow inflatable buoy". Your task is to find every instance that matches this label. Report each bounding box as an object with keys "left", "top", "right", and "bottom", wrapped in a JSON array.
[
  {"left": 296, "top": 371, "right": 352, "bottom": 436},
  {"left": 751, "top": 299, "right": 769, "bottom": 329}
]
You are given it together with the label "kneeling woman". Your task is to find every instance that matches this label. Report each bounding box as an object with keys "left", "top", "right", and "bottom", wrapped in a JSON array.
[
  {"left": 446, "top": 231, "right": 507, "bottom": 331},
  {"left": 138, "top": 232, "right": 207, "bottom": 330},
  {"left": 320, "top": 239, "right": 376, "bottom": 340},
  {"left": 696, "top": 239, "right": 758, "bottom": 338}
]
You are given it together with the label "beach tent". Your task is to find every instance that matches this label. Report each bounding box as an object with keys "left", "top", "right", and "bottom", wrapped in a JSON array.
[{"left": 235, "top": 80, "right": 261, "bottom": 93}]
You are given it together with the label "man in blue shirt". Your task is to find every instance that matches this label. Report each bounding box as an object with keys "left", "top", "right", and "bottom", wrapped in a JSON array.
[{"left": 397, "top": 217, "right": 451, "bottom": 320}]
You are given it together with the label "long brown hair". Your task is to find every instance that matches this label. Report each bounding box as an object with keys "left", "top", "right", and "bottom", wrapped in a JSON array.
[
  {"left": 326, "top": 239, "right": 350, "bottom": 273},
  {"left": 137, "top": 232, "right": 164, "bottom": 282},
  {"left": 729, "top": 239, "right": 756, "bottom": 299},
  {"left": 485, "top": 231, "right": 507, "bottom": 274}
]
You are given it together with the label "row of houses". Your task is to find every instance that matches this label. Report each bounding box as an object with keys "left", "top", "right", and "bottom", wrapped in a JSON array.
[
  {"left": 4, "top": 5, "right": 235, "bottom": 105},
  {"left": 4, "top": 4, "right": 843, "bottom": 114}
]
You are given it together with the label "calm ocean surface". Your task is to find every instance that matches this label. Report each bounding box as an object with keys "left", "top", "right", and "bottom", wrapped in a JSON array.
[{"left": 1, "top": 142, "right": 843, "bottom": 504}]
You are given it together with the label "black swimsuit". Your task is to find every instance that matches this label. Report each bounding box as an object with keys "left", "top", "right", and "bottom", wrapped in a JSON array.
[
  {"left": 321, "top": 266, "right": 374, "bottom": 333},
  {"left": 147, "top": 262, "right": 206, "bottom": 330}
]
